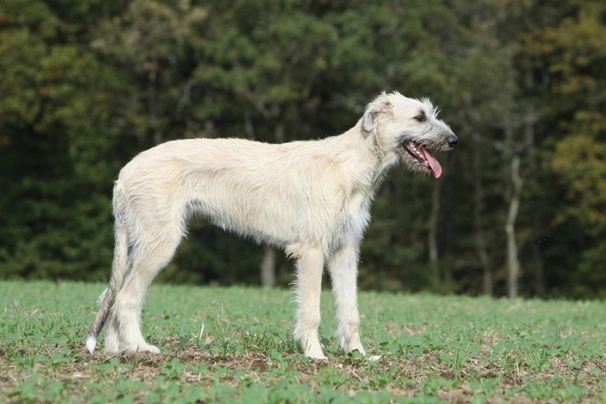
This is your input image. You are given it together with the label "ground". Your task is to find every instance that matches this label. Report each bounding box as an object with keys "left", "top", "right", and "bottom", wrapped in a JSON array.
[{"left": 1, "top": 281, "right": 605, "bottom": 403}]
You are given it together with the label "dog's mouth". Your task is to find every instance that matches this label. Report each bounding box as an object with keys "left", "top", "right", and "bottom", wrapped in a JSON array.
[{"left": 402, "top": 141, "right": 442, "bottom": 179}]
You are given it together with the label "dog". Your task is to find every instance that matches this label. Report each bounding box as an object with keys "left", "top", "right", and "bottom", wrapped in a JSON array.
[{"left": 86, "top": 91, "right": 457, "bottom": 359}]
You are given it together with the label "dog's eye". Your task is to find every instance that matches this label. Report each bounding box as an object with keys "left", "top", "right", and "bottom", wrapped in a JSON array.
[{"left": 413, "top": 114, "right": 427, "bottom": 123}]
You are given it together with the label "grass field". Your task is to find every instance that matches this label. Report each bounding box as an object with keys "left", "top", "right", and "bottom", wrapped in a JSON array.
[{"left": 1, "top": 281, "right": 605, "bottom": 403}]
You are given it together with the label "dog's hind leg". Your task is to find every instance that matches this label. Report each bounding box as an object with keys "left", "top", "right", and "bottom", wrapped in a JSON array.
[
  {"left": 292, "top": 245, "right": 326, "bottom": 359},
  {"left": 328, "top": 244, "right": 366, "bottom": 356},
  {"left": 104, "top": 229, "right": 181, "bottom": 353}
]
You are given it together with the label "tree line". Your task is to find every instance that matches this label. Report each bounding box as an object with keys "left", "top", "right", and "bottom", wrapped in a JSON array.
[{"left": 1, "top": 0, "right": 605, "bottom": 298}]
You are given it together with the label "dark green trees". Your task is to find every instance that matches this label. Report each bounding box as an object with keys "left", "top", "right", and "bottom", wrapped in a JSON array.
[{"left": 1, "top": 0, "right": 605, "bottom": 298}]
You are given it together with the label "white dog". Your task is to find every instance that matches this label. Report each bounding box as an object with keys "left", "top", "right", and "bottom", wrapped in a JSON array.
[{"left": 86, "top": 91, "right": 457, "bottom": 359}]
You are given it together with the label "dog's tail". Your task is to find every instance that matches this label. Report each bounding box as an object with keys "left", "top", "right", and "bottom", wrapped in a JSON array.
[{"left": 86, "top": 183, "right": 130, "bottom": 353}]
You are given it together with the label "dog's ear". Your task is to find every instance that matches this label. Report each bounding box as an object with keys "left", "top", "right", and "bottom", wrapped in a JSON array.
[{"left": 362, "top": 92, "right": 392, "bottom": 135}]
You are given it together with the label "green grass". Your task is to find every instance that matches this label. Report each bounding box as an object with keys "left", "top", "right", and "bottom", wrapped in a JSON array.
[{"left": 1, "top": 281, "right": 605, "bottom": 403}]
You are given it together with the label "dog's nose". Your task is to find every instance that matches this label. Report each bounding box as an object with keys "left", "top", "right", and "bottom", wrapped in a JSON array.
[{"left": 447, "top": 133, "right": 458, "bottom": 147}]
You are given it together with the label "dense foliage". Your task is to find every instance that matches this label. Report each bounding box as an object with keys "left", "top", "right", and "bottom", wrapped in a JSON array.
[{"left": 1, "top": 0, "right": 605, "bottom": 298}]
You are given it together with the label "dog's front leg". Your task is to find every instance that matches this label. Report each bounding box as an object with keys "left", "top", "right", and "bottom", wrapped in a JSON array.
[
  {"left": 328, "top": 245, "right": 366, "bottom": 356},
  {"left": 293, "top": 246, "right": 326, "bottom": 360}
]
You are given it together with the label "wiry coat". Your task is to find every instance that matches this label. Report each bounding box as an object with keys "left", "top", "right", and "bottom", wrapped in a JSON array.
[{"left": 86, "top": 91, "right": 457, "bottom": 359}]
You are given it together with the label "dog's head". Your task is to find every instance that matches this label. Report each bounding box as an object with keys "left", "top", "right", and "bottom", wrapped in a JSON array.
[{"left": 362, "top": 91, "right": 457, "bottom": 179}]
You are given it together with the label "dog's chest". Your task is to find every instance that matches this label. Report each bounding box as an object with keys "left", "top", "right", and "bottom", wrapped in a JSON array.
[{"left": 339, "top": 190, "right": 372, "bottom": 239}]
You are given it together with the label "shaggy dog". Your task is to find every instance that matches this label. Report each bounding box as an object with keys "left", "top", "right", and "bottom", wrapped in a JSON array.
[{"left": 86, "top": 91, "right": 457, "bottom": 359}]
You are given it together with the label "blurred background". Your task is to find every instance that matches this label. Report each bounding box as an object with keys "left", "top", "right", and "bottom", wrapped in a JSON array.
[{"left": 1, "top": 0, "right": 605, "bottom": 299}]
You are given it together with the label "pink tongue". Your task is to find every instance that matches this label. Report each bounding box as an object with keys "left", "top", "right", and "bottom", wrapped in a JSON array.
[{"left": 421, "top": 147, "right": 442, "bottom": 179}]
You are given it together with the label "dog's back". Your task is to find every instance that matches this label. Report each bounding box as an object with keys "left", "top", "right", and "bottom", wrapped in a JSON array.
[{"left": 116, "top": 137, "right": 359, "bottom": 249}]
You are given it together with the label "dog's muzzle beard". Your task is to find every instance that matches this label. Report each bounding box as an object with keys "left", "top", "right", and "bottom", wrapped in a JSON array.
[
  {"left": 401, "top": 140, "right": 444, "bottom": 179},
  {"left": 400, "top": 134, "right": 457, "bottom": 179}
]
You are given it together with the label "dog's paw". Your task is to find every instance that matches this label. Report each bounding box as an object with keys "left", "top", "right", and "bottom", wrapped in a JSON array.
[
  {"left": 302, "top": 340, "right": 327, "bottom": 360},
  {"left": 136, "top": 342, "right": 161, "bottom": 354},
  {"left": 298, "top": 332, "right": 327, "bottom": 360},
  {"left": 306, "top": 349, "right": 327, "bottom": 360},
  {"left": 342, "top": 339, "right": 366, "bottom": 357},
  {"left": 116, "top": 341, "right": 161, "bottom": 354}
]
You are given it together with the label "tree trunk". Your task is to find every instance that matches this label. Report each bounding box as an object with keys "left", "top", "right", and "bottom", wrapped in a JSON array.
[
  {"left": 244, "top": 108, "right": 255, "bottom": 139},
  {"left": 506, "top": 156, "right": 523, "bottom": 298},
  {"left": 274, "top": 121, "right": 285, "bottom": 143},
  {"left": 147, "top": 60, "right": 163, "bottom": 145},
  {"left": 523, "top": 99, "right": 546, "bottom": 297},
  {"left": 428, "top": 178, "right": 443, "bottom": 286},
  {"left": 472, "top": 132, "right": 493, "bottom": 295},
  {"left": 260, "top": 245, "right": 277, "bottom": 288},
  {"left": 533, "top": 243, "right": 546, "bottom": 297}
]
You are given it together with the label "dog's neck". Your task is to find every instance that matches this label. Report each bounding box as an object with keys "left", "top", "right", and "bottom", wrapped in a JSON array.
[{"left": 332, "top": 121, "right": 399, "bottom": 190}]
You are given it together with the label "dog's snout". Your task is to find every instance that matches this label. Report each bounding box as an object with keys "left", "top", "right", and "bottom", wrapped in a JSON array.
[{"left": 447, "top": 133, "right": 458, "bottom": 147}]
